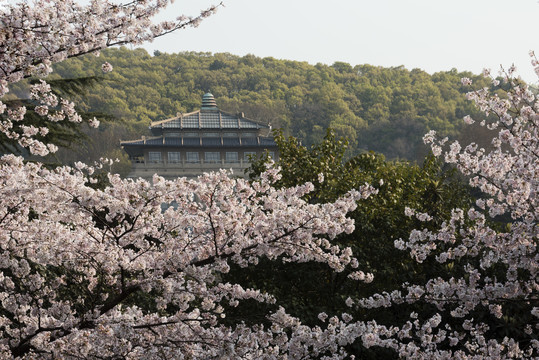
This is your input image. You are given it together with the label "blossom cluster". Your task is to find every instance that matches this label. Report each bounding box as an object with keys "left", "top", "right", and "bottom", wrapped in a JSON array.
[
  {"left": 0, "top": 0, "right": 537, "bottom": 358},
  {"left": 358, "top": 60, "right": 538, "bottom": 358},
  {"left": 0, "top": 0, "right": 221, "bottom": 155},
  {"left": 0, "top": 155, "right": 384, "bottom": 358}
]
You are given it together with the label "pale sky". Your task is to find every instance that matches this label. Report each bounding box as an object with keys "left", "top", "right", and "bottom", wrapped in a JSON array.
[{"left": 143, "top": 0, "right": 539, "bottom": 83}]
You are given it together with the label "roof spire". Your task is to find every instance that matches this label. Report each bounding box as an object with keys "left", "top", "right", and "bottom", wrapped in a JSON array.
[{"left": 201, "top": 92, "right": 218, "bottom": 111}]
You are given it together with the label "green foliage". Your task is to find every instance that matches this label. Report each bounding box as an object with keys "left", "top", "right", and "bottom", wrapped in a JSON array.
[
  {"left": 51, "top": 48, "right": 493, "bottom": 162},
  {"left": 248, "top": 128, "right": 353, "bottom": 203},
  {"left": 238, "top": 131, "right": 474, "bottom": 358}
]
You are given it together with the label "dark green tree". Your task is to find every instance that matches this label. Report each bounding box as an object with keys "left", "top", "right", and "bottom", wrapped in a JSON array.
[{"left": 231, "top": 130, "right": 474, "bottom": 358}]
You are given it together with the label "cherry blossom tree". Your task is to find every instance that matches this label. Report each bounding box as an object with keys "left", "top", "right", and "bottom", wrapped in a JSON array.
[
  {"left": 0, "top": 1, "right": 381, "bottom": 358},
  {"left": 0, "top": 0, "right": 221, "bottom": 156},
  {"left": 0, "top": 0, "right": 537, "bottom": 358},
  {"left": 245, "top": 68, "right": 538, "bottom": 358},
  {"left": 347, "top": 64, "right": 538, "bottom": 358},
  {"left": 0, "top": 156, "right": 383, "bottom": 358}
]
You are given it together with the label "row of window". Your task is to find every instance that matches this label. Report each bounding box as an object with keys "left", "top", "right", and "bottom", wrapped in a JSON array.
[{"left": 147, "top": 151, "right": 273, "bottom": 163}]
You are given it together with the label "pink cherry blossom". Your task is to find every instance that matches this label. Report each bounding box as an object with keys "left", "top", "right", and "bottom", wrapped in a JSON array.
[
  {"left": 0, "top": 0, "right": 537, "bottom": 358},
  {"left": 360, "top": 59, "right": 538, "bottom": 358}
]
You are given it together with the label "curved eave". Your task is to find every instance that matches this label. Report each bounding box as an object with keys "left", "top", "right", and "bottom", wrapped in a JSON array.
[{"left": 121, "top": 137, "right": 277, "bottom": 149}]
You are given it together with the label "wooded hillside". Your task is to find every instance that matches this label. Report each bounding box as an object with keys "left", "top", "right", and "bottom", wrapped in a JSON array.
[{"left": 17, "top": 47, "right": 495, "bottom": 163}]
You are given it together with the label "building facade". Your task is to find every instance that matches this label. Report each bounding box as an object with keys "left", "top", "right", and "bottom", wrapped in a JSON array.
[{"left": 121, "top": 93, "right": 279, "bottom": 178}]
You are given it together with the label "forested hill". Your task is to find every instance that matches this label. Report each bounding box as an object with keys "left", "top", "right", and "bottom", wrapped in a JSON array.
[{"left": 47, "top": 47, "right": 491, "bottom": 161}]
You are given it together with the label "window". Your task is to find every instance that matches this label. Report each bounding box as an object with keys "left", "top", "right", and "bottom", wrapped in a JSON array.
[
  {"left": 205, "top": 152, "right": 220, "bottom": 163},
  {"left": 148, "top": 151, "right": 162, "bottom": 163},
  {"left": 243, "top": 151, "right": 256, "bottom": 161},
  {"left": 186, "top": 152, "right": 199, "bottom": 163},
  {"left": 168, "top": 152, "right": 181, "bottom": 163},
  {"left": 268, "top": 151, "right": 275, "bottom": 159},
  {"left": 130, "top": 156, "right": 144, "bottom": 163},
  {"left": 225, "top": 152, "right": 238, "bottom": 163}
]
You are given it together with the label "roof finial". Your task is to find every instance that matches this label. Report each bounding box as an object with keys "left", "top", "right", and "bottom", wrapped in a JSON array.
[{"left": 201, "top": 92, "right": 218, "bottom": 111}]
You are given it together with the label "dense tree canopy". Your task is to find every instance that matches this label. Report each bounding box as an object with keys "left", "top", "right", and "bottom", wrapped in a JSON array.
[
  {"left": 41, "top": 48, "right": 494, "bottom": 163},
  {"left": 242, "top": 130, "right": 474, "bottom": 358}
]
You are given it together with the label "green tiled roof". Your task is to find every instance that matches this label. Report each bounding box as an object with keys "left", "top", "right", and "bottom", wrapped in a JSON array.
[{"left": 150, "top": 93, "right": 269, "bottom": 131}]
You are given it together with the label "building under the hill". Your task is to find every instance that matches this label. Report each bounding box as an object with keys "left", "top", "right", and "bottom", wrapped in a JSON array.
[{"left": 121, "top": 93, "right": 278, "bottom": 178}]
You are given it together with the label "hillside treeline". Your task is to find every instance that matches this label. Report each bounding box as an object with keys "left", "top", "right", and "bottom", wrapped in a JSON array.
[{"left": 22, "top": 47, "right": 493, "bottom": 162}]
